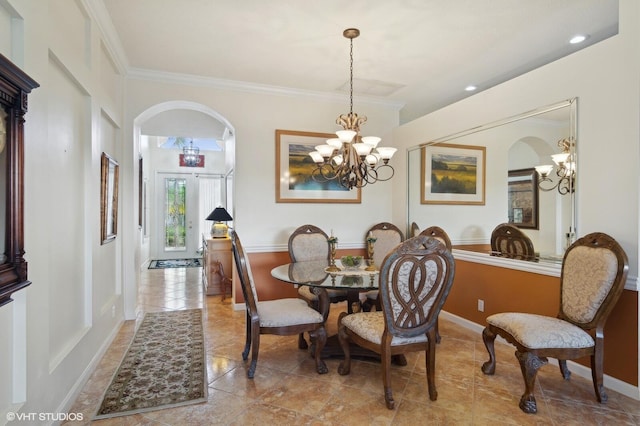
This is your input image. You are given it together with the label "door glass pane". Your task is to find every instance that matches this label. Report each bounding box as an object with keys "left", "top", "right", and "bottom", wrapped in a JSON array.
[{"left": 164, "top": 178, "right": 186, "bottom": 250}]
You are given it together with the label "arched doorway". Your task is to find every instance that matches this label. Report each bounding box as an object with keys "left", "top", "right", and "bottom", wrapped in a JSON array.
[{"left": 125, "top": 101, "right": 235, "bottom": 318}]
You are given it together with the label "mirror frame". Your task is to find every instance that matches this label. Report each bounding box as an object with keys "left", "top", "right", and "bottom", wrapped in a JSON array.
[
  {"left": 407, "top": 98, "right": 577, "bottom": 271},
  {"left": 0, "top": 53, "right": 39, "bottom": 307}
]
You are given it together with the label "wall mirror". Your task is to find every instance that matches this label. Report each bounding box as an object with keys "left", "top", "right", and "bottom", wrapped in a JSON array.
[{"left": 407, "top": 98, "right": 577, "bottom": 264}]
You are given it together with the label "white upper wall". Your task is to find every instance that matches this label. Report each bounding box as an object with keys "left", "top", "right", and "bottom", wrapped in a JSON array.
[
  {"left": 392, "top": 0, "right": 640, "bottom": 281},
  {"left": 124, "top": 77, "right": 402, "bottom": 249}
]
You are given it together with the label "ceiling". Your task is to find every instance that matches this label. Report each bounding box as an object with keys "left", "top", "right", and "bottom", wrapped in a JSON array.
[{"left": 101, "top": 0, "right": 618, "bottom": 126}]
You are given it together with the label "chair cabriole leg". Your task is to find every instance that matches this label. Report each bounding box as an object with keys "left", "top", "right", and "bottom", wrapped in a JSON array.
[
  {"left": 247, "top": 322, "right": 260, "bottom": 378},
  {"left": 312, "top": 327, "right": 328, "bottom": 374},
  {"left": 381, "top": 343, "right": 394, "bottom": 409},
  {"left": 337, "top": 314, "right": 351, "bottom": 375},
  {"left": 426, "top": 330, "right": 438, "bottom": 401},
  {"left": 481, "top": 326, "right": 497, "bottom": 375},
  {"left": 515, "top": 350, "right": 547, "bottom": 413}
]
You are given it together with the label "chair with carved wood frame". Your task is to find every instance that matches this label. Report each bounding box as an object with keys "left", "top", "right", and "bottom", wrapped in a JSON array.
[
  {"left": 410, "top": 221, "right": 420, "bottom": 237},
  {"left": 481, "top": 232, "right": 628, "bottom": 414},
  {"left": 362, "top": 222, "right": 405, "bottom": 312},
  {"left": 418, "top": 226, "right": 452, "bottom": 343},
  {"left": 337, "top": 234, "right": 456, "bottom": 409},
  {"left": 490, "top": 222, "right": 536, "bottom": 260},
  {"left": 288, "top": 224, "right": 349, "bottom": 348},
  {"left": 230, "top": 229, "right": 328, "bottom": 378}
]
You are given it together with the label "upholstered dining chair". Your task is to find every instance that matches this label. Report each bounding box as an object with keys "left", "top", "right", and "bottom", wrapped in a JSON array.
[
  {"left": 361, "top": 222, "right": 404, "bottom": 311},
  {"left": 418, "top": 226, "right": 453, "bottom": 343},
  {"left": 337, "top": 234, "right": 456, "bottom": 409},
  {"left": 490, "top": 222, "right": 535, "bottom": 260},
  {"left": 230, "top": 229, "right": 328, "bottom": 378},
  {"left": 481, "top": 232, "right": 628, "bottom": 414},
  {"left": 288, "top": 224, "right": 349, "bottom": 348}
]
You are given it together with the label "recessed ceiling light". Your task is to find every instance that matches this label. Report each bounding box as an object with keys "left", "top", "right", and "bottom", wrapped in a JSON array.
[
  {"left": 569, "top": 34, "right": 588, "bottom": 44},
  {"left": 465, "top": 85, "right": 477, "bottom": 92}
]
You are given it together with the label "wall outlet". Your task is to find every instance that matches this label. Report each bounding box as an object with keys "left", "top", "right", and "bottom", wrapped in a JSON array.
[{"left": 477, "top": 299, "right": 485, "bottom": 312}]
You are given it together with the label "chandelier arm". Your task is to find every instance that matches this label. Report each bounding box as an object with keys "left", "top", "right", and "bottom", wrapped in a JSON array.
[
  {"left": 537, "top": 176, "right": 560, "bottom": 192},
  {"left": 373, "top": 164, "right": 395, "bottom": 182}
]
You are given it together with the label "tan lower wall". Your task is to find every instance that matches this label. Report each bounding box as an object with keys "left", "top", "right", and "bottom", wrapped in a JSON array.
[
  {"left": 240, "top": 252, "right": 638, "bottom": 386},
  {"left": 449, "top": 259, "right": 638, "bottom": 386}
]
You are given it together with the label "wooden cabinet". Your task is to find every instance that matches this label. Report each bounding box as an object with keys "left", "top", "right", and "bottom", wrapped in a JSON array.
[{"left": 202, "top": 236, "right": 233, "bottom": 297}]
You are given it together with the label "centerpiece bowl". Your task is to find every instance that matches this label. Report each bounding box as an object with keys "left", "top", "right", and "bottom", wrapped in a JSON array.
[{"left": 340, "top": 255, "right": 363, "bottom": 271}]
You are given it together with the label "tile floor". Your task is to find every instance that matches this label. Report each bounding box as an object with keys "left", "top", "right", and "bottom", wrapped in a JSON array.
[{"left": 66, "top": 267, "right": 640, "bottom": 425}]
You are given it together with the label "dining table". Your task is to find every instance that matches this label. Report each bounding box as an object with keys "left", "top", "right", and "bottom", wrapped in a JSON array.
[{"left": 270, "top": 259, "right": 407, "bottom": 365}]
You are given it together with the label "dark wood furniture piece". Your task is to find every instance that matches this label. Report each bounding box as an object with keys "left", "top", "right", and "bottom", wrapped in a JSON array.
[
  {"left": 337, "top": 235, "right": 456, "bottom": 409},
  {"left": 418, "top": 226, "right": 453, "bottom": 344},
  {"left": 362, "top": 222, "right": 404, "bottom": 311},
  {"left": 230, "top": 230, "right": 328, "bottom": 378},
  {"left": 0, "top": 54, "right": 39, "bottom": 307},
  {"left": 211, "top": 260, "right": 232, "bottom": 301},
  {"left": 481, "top": 232, "right": 629, "bottom": 414},
  {"left": 202, "top": 236, "right": 233, "bottom": 297},
  {"left": 289, "top": 224, "right": 348, "bottom": 348},
  {"left": 490, "top": 222, "right": 536, "bottom": 260}
]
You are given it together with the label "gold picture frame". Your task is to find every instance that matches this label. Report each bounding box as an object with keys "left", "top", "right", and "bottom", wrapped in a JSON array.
[
  {"left": 421, "top": 143, "right": 486, "bottom": 205},
  {"left": 101, "top": 152, "right": 119, "bottom": 244},
  {"left": 275, "top": 129, "right": 361, "bottom": 203}
]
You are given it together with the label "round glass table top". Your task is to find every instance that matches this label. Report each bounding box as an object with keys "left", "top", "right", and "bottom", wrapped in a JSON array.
[{"left": 270, "top": 260, "right": 379, "bottom": 290}]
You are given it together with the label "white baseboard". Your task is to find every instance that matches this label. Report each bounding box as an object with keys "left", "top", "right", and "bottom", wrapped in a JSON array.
[
  {"left": 54, "top": 319, "right": 125, "bottom": 425},
  {"left": 440, "top": 310, "right": 640, "bottom": 401}
]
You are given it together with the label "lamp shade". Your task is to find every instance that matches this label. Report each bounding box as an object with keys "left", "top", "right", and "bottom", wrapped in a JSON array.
[{"left": 206, "top": 207, "right": 233, "bottom": 222}]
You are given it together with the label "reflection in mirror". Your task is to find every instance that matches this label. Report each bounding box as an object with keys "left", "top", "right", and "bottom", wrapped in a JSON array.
[{"left": 407, "top": 99, "right": 576, "bottom": 264}]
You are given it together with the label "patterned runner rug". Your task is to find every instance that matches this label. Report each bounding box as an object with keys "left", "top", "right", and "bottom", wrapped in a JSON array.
[
  {"left": 148, "top": 258, "right": 202, "bottom": 269},
  {"left": 94, "top": 309, "right": 207, "bottom": 419}
]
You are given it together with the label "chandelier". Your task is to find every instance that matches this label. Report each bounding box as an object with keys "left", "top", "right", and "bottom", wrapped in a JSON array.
[
  {"left": 534, "top": 137, "right": 575, "bottom": 194},
  {"left": 308, "top": 28, "right": 396, "bottom": 190},
  {"left": 182, "top": 140, "right": 201, "bottom": 167}
]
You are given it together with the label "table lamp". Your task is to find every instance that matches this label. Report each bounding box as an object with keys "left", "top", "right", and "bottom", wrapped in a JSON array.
[{"left": 206, "top": 206, "right": 233, "bottom": 238}]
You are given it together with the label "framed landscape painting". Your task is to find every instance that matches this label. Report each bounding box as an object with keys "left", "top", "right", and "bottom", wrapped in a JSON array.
[
  {"left": 100, "top": 152, "right": 119, "bottom": 244},
  {"left": 275, "top": 129, "right": 361, "bottom": 203},
  {"left": 421, "top": 143, "right": 486, "bottom": 205}
]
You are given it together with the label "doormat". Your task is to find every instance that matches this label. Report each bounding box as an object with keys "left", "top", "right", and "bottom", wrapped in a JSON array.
[
  {"left": 94, "top": 309, "right": 207, "bottom": 419},
  {"left": 148, "top": 258, "right": 202, "bottom": 269}
]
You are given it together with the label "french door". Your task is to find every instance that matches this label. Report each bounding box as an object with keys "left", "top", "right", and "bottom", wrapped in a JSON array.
[
  {"left": 154, "top": 172, "right": 227, "bottom": 260},
  {"left": 155, "top": 173, "right": 200, "bottom": 259}
]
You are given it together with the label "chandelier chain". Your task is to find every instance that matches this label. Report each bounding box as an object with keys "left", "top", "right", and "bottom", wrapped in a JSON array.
[
  {"left": 307, "top": 28, "right": 396, "bottom": 190},
  {"left": 349, "top": 36, "right": 354, "bottom": 115}
]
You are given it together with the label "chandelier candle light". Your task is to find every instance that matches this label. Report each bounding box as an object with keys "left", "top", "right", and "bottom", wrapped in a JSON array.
[
  {"left": 309, "top": 28, "right": 397, "bottom": 190},
  {"left": 534, "top": 137, "right": 575, "bottom": 194}
]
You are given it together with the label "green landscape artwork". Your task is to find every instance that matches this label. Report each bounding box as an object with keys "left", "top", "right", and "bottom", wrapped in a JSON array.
[{"left": 430, "top": 153, "right": 478, "bottom": 194}]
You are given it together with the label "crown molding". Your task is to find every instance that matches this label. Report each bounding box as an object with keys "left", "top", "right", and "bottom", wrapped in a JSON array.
[
  {"left": 82, "top": 0, "right": 129, "bottom": 74},
  {"left": 127, "top": 67, "right": 405, "bottom": 111}
]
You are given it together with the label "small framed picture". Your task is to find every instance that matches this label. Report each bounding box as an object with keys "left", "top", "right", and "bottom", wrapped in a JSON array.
[{"left": 513, "top": 208, "right": 524, "bottom": 223}]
